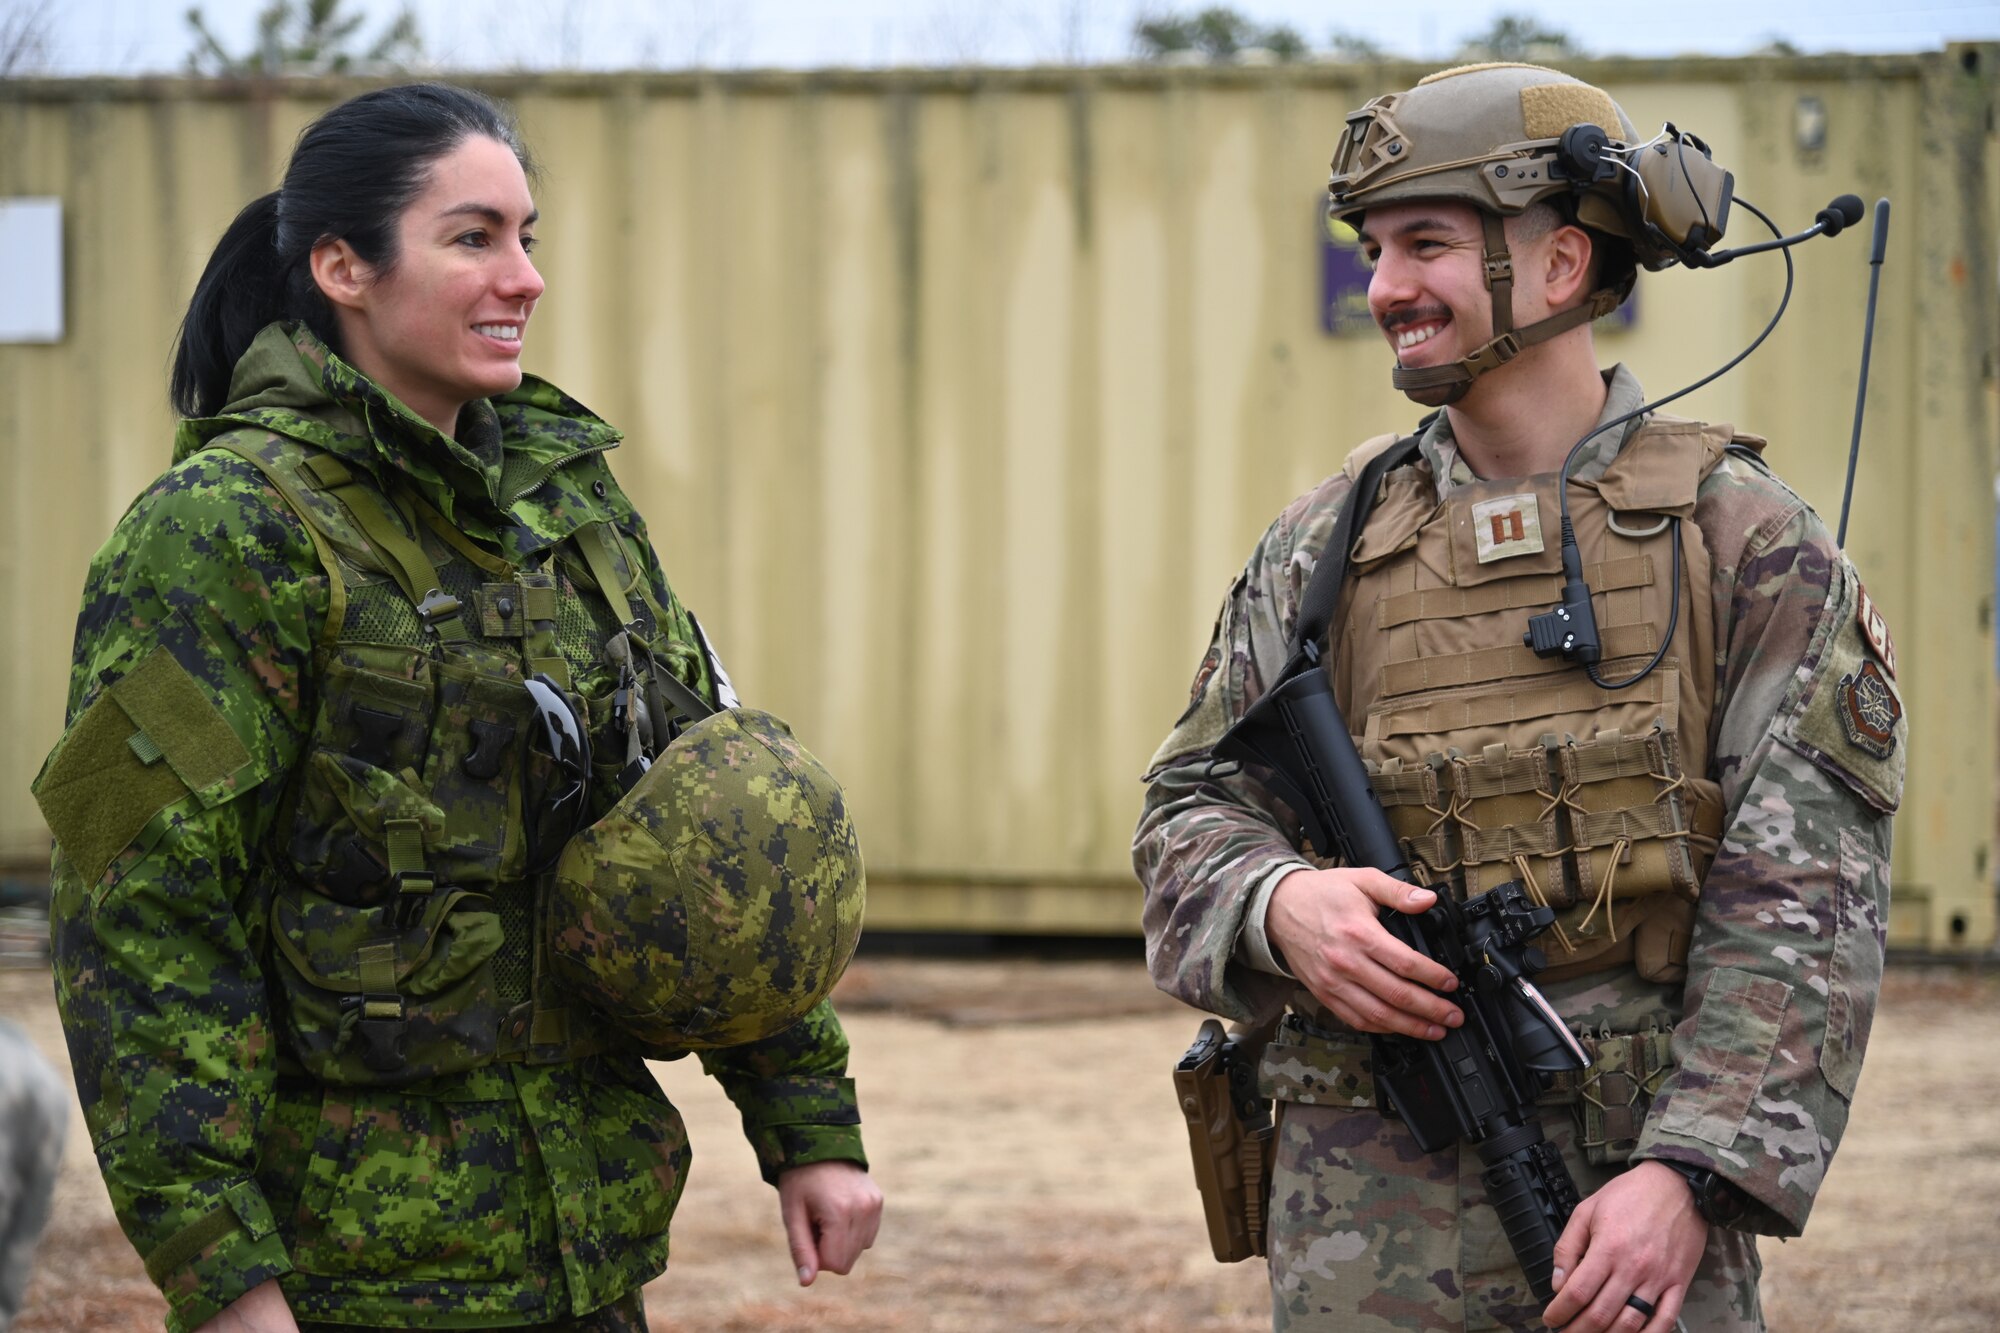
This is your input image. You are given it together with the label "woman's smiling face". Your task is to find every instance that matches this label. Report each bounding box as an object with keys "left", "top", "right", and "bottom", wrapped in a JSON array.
[{"left": 318, "top": 133, "right": 545, "bottom": 436}]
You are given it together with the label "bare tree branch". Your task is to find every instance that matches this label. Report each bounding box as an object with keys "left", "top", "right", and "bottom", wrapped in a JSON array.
[{"left": 0, "top": 0, "right": 56, "bottom": 78}]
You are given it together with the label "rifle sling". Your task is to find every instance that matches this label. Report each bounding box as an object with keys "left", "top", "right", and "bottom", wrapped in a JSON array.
[{"left": 1289, "top": 428, "right": 1428, "bottom": 661}]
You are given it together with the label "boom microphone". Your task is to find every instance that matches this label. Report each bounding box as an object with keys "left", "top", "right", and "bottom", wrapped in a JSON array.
[
  {"left": 1816, "top": 193, "right": 1866, "bottom": 236},
  {"left": 1685, "top": 193, "right": 1864, "bottom": 267}
]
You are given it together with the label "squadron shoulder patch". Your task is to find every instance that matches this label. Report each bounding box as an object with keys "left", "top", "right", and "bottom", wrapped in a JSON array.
[
  {"left": 1837, "top": 660, "right": 1901, "bottom": 759},
  {"left": 1778, "top": 571, "right": 1907, "bottom": 815},
  {"left": 1855, "top": 583, "right": 1896, "bottom": 678}
]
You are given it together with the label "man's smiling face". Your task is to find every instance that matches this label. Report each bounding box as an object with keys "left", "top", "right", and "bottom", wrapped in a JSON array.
[{"left": 1355, "top": 200, "right": 1496, "bottom": 372}]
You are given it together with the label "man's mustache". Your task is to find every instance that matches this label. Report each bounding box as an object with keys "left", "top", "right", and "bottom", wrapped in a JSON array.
[{"left": 1379, "top": 304, "right": 1452, "bottom": 334}]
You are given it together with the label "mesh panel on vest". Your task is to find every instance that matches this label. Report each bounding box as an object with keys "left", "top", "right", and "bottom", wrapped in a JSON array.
[
  {"left": 491, "top": 883, "right": 533, "bottom": 1006},
  {"left": 341, "top": 580, "right": 426, "bottom": 647},
  {"left": 557, "top": 567, "right": 624, "bottom": 664}
]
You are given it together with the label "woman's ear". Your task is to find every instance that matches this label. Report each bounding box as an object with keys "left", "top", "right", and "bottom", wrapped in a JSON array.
[{"left": 309, "top": 238, "right": 373, "bottom": 314}]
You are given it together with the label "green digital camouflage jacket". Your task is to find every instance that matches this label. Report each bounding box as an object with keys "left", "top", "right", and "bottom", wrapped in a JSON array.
[
  {"left": 38, "top": 323, "right": 865, "bottom": 1332},
  {"left": 1136, "top": 366, "right": 1902, "bottom": 1240}
]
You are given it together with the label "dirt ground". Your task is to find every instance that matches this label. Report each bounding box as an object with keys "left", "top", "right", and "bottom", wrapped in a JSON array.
[{"left": 4, "top": 956, "right": 1997, "bottom": 1333}]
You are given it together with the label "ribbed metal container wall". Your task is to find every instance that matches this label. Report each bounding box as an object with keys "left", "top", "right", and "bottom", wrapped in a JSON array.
[{"left": 2, "top": 50, "right": 1994, "bottom": 948}]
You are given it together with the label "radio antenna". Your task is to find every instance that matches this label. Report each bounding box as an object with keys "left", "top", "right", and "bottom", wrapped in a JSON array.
[{"left": 1837, "top": 198, "right": 1891, "bottom": 547}]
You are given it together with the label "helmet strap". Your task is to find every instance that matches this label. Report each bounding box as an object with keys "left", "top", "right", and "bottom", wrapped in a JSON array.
[{"left": 1392, "top": 212, "right": 1623, "bottom": 407}]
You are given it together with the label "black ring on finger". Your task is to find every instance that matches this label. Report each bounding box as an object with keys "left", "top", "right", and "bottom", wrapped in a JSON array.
[{"left": 1626, "top": 1294, "right": 1657, "bottom": 1319}]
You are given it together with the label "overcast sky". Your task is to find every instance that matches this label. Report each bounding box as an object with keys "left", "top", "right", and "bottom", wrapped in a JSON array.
[{"left": 19, "top": 0, "right": 2000, "bottom": 74}]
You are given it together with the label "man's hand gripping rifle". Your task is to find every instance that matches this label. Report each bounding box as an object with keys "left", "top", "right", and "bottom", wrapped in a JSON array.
[{"left": 1214, "top": 637, "right": 1592, "bottom": 1305}]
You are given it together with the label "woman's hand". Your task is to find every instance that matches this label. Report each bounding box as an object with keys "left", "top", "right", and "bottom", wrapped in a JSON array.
[
  {"left": 776, "top": 1160, "right": 882, "bottom": 1286},
  {"left": 191, "top": 1278, "right": 299, "bottom": 1333}
]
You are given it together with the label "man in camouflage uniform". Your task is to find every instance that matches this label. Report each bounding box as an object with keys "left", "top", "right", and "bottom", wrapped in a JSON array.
[
  {"left": 35, "top": 322, "right": 874, "bottom": 1333},
  {"left": 1136, "top": 64, "right": 1900, "bottom": 1332}
]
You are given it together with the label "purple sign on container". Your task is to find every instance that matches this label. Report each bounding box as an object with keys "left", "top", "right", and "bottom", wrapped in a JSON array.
[
  {"left": 1320, "top": 212, "right": 1375, "bottom": 336},
  {"left": 1318, "top": 203, "right": 1639, "bottom": 336}
]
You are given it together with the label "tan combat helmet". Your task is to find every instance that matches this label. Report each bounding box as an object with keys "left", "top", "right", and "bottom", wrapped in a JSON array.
[{"left": 1328, "top": 63, "right": 1733, "bottom": 406}]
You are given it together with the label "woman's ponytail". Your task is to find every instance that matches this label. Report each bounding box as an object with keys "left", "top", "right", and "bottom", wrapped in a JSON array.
[{"left": 169, "top": 191, "right": 290, "bottom": 418}]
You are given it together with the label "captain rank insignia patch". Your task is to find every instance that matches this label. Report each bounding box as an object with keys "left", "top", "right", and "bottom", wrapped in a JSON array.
[
  {"left": 1471, "top": 493, "right": 1545, "bottom": 563},
  {"left": 1838, "top": 660, "right": 1901, "bottom": 759}
]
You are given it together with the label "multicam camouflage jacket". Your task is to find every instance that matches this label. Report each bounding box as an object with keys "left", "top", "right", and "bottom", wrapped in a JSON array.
[
  {"left": 1136, "top": 366, "right": 1901, "bottom": 1239},
  {"left": 36, "top": 323, "right": 865, "bottom": 1332}
]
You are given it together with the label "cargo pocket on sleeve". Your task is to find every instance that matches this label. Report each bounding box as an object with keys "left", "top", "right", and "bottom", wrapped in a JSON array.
[
  {"left": 1821, "top": 828, "right": 1888, "bottom": 1100},
  {"left": 1658, "top": 966, "right": 1792, "bottom": 1148}
]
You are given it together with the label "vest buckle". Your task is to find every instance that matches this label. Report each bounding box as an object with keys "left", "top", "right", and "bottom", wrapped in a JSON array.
[
  {"left": 389, "top": 871, "right": 436, "bottom": 928},
  {"left": 416, "top": 588, "right": 463, "bottom": 627},
  {"left": 340, "top": 993, "right": 408, "bottom": 1074}
]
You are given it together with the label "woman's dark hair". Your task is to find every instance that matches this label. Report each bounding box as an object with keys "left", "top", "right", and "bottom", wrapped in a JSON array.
[{"left": 170, "top": 82, "right": 536, "bottom": 417}]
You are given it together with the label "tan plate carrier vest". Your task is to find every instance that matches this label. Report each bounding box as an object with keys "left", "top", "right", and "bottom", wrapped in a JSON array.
[
  {"left": 210, "top": 430, "right": 682, "bottom": 1086},
  {"left": 1332, "top": 415, "right": 1741, "bottom": 980}
]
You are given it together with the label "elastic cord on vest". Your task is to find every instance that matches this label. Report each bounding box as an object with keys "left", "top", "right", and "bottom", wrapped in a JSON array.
[{"left": 1537, "top": 197, "right": 1796, "bottom": 691}]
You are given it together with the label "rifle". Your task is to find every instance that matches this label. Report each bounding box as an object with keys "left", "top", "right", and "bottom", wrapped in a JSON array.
[
  {"left": 1208, "top": 644, "right": 1584, "bottom": 1296},
  {"left": 1214, "top": 634, "right": 1592, "bottom": 1306}
]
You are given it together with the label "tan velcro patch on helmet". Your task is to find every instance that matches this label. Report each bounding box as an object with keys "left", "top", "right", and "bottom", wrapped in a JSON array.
[
  {"left": 1417, "top": 61, "right": 1556, "bottom": 85},
  {"left": 1521, "top": 83, "right": 1621, "bottom": 140}
]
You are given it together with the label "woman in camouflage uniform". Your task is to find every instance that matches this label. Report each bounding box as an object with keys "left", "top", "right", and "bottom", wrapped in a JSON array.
[{"left": 36, "top": 84, "right": 880, "bottom": 1333}]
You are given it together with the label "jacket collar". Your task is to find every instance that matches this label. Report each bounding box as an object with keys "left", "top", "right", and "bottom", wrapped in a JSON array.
[
  {"left": 174, "top": 322, "right": 622, "bottom": 549},
  {"left": 1415, "top": 364, "right": 1648, "bottom": 502}
]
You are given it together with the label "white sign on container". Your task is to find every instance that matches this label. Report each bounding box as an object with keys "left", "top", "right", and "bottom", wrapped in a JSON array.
[{"left": 0, "top": 199, "right": 65, "bottom": 343}]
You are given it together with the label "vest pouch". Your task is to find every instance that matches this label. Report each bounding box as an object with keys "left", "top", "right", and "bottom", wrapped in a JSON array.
[
  {"left": 1371, "top": 744, "right": 1577, "bottom": 912},
  {"left": 1371, "top": 758, "right": 1453, "bottom": 886},
  {"left": 582, "top": 689, "right": 630, "bottom": 816},
  {"left": 1540, "top": 727, "right": 1699, "bottom": 971},
  {"left": 417, "top": 662, "right": 534, "bottom": 888},
  {"left": 1539, "top": 1027, "right": 1675, "bottom": 1167},
  {"left": 270, "top": 885, "right": 504, "bottom": 1085},
  {"left": 289, "top": 748, "right": 446, "bottom": 907},
  {"left": 1443, "top": 743, "right": 1574, "bottom": 906},
  {"left": 288, "top": 660, "right": 435, "bottom": 906},
  {"left": 1631, "top": 894, "right": 1695, "bottom": 984}
]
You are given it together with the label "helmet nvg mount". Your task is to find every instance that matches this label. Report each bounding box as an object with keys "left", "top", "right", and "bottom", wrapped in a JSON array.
[
  {"left": 548, "top": 706, "right": 865, "bottom": 1052},
  {"left": 1328, "top": 62, "right": 1736, "bottom": 406}
]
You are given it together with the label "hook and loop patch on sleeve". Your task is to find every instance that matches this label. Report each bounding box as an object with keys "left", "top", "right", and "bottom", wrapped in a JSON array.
[{"left": 32, "top": 640, "right": 254, "bottom": 890}]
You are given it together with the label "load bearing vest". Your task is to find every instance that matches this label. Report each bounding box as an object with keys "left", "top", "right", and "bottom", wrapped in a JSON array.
[
  {"left": 1330, "top": 416, "right": 1744, "bottom": 980},
  {"left": 208, "top": 429, "right": 684, "bottom": 1084}
]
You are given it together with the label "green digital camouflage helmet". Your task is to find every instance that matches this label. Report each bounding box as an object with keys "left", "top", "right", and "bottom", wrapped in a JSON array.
[
  {"left": 548, "top": 707, "right": 865, "bottom": 1051},
  {"left": 1327, "top": 63, "right": 1732, "bottom": 406}
]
